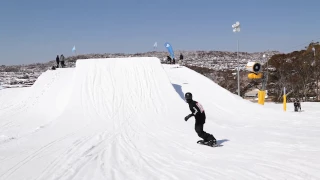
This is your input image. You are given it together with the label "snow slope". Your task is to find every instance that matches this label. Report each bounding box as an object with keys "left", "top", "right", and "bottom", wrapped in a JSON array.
[{"left": 0, "top": 57, "right": 320, "bottom": 180}]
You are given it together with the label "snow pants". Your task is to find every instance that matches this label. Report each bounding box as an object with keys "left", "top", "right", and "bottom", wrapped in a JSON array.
[
  {"left": 60, "top": 61, "right": 65, "bottom": 68},
  {"left": 195, "top": 122, "right": 215, "bottom": 142},
  {"left": 56, "top": 60, "right": 59, "bottom": 68}
]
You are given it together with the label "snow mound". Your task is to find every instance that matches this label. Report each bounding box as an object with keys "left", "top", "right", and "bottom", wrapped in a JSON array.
[{"left": 0, "top": 57, "right": 319, "bottom": 180}]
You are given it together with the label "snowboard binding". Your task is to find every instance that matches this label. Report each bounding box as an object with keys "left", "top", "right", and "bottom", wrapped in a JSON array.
[{"left": 197, "top": 140, "right": 222, "bottom": 147}]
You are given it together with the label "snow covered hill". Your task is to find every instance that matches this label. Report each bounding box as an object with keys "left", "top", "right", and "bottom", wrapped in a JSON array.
[{"left": 0, "top": 57, "right": 319, "bottom": 180}]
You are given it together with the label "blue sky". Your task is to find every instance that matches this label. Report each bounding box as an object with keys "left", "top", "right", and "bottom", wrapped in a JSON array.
[{"left": 1, "top": 0, "right": 320, "bottom": 65}]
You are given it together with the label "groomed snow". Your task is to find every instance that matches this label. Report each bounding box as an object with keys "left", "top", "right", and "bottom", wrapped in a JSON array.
[{"left": 0, "top": 57, "right": 319, "bottom": 180}]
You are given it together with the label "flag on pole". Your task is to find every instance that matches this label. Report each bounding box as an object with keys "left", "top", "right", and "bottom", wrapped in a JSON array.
[
  {"left": 72, "top": 46, "right": 76, "bottom": 52},
  {"left": 164, "top": 42, "right": 175, "bottom": 59},
  {"left": 72, "top": 46, "right": 77, "bottom": 55}
]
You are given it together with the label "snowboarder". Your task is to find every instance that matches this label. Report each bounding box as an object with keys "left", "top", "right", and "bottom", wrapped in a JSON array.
[
  {"left": 184, "top": 92, "right": 217, "bottom": 146},
  {"left": 166, "top": 56, "right": 172, "bottom": 64},
  {"left": 294, "top": 99, "right": 301, "bottom": 112},
  {"left": 56, "top": 55, "right": 60, "bottom": 68},
  {"left": 60, "top": 54, "right": 65, "bottom": 68},
  {"left": 179, "top": 53, "right": 184, "bottom": 65},
  {"left": 180, "top": 53, "right": 184, "bottom": 61}
]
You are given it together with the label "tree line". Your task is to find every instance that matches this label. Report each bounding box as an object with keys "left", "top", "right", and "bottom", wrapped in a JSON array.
[{"left": 267, "top": 42, "right": 320, "bottom": 102}]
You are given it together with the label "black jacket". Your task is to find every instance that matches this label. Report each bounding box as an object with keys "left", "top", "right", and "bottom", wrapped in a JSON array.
[
  {"left": 180, "top": 54, "right": 183, "bottom": 60},
  {"left": 188, "top": 100, "right": 206, "bottom": 123}
]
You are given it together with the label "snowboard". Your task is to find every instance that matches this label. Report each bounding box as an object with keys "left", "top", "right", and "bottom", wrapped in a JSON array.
[{"left": 197, "top": 140, "right": 223, "bottom": 147}]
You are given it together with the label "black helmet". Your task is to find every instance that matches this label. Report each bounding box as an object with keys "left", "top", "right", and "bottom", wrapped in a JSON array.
[{"left": 185, "top": 92, "right": 193, "bottom": 100}]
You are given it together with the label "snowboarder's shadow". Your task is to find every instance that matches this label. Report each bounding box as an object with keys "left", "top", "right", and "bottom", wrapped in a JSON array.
[
  {"left": 172, "top": 83, "right": 185, "bottom": 101},
  {"left": 217, "top": 139, "right": 229, "bottom": 145}
]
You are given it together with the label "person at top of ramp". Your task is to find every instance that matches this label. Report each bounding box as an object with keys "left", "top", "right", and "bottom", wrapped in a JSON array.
[
  {"left": 184, "top": 92, "right": 217, "bottom": 146},
  {"left": 166, "top": 56, "right": 172, "bottom": 64}
]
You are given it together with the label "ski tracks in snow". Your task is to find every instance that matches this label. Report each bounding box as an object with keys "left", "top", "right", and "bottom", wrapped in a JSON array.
[
  {"left": 1, "top": 59, "right": 320, "bottom": 180},
  {"left": 24, "top": 58, "right": 167, "bottom": 179},
  {"left": 0, "top": 69, "right": 74, "bottom": 147},
  {"left": 0, "top": 71, "right": 59, "bottom": 120}
]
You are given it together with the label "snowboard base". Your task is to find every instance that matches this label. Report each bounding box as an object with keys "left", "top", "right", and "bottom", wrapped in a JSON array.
[{"left": 197, "top": 140, "right": 223, "bottom": 147}]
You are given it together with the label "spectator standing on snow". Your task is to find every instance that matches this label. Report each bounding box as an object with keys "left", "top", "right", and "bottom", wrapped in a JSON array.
[
  {"left": 56, "top": 55, "right": 60, "bottom": 68},
  {"left": 166, "top": 56, "right": 172, "bottom": 64},
  {"left": 60, "top": 54, "right": 65, "bottom": 68},
  {"left": 179, "top": 53, "right": 184, "bottom": 65}
]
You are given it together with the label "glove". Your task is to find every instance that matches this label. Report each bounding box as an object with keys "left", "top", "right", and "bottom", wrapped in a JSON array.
[{"left": 184, "top": 114, "right": 193, "bottom": 121}]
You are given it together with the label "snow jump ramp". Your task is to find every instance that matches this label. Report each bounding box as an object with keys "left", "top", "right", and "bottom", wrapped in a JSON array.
[
  {"left": 0, "top": 57, "right": 193, "bottom": 180},
  {"left": 1, "top": 57, "right": 319, "bottom": 180}
]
